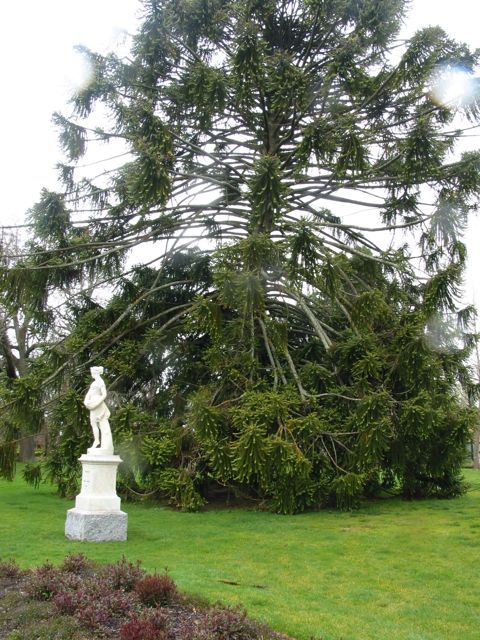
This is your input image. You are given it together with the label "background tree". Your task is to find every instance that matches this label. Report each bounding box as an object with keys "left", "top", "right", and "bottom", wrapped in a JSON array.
[
  {"left": 0, "top": 231, "right": 54, "bottom": 468},
  {"left": 1, "top": 0, "right": 479, "bottom": 510}
]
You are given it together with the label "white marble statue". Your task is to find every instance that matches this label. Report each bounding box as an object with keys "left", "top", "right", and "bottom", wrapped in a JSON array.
[
  {"left": 84, "top": 366, "right": 113, "bottom": 454},
  {"left": 65, "top": 365, "right": 127, "bottom": 541}
]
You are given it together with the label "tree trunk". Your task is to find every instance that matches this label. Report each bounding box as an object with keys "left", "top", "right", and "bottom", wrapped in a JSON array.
[
  {"left": 19, "top": 436, "right": 36, "bottom": 462},
  {"left": 474, "top": 345, "right": 480, "bottom": 470},
  {"left": 473, "top": 436, "right": 480, "bottom": 469}
]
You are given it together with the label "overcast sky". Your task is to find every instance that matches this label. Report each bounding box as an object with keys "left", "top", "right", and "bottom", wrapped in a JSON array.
[{"left": 0, "top": 0, "right": 478, "bottom": 304}]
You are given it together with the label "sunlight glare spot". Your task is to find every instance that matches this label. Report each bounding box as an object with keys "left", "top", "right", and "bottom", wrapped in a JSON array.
[
  {"left": 66, "top": 51, "right": 94, "bottom": 95},
  {"left": 430, "top": 66, "right": 473, "bottom": 108}
]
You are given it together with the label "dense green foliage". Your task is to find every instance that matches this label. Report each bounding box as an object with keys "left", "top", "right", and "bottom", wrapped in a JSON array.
[
  {"left": 2, "top": 471, "right": 480, "bottom": 640},
  {"left": 1, "top": 0, "right": 480, "bottom": 511}
]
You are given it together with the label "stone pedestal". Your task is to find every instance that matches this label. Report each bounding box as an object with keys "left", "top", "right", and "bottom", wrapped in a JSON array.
[{"left": 65, "top": 451, "right": 127, "bottom": 542}]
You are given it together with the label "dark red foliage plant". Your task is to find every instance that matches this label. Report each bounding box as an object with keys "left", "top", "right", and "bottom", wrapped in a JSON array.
[
  {"left": 60, "top": 552, "right": 92, "bottom": 574},
  {"left": 51, "top": 577, "right": 141, "bottom": 631},
  {"left": 140, "top": 606, "right": 168, "bottom": 630},
  {"left": 73, "top": 589, "right": 140, "bottom": 630},
  {"left": 79, "top": 597, "right": 113, "bottom": 631},
  {"left": 102, "top": 555, "right": 145, "bottom": 591},
  {"left": 0, "top": 559, "right": 22, "bottom": 579},
  {"left": 26, "top": 563, "right": 65, "bottom": 601},
  {"left": 135, "top": 572, "right": 178, "bottom": 607},
  {"left": 120, "top": 616, "right": 167, "bottom": 640},
  {"left": 52, "top": 590, "right": 79, "bottom": 616},
  {"left": 26, "top": 563, "right": 82, "bottom": 600},
  {"left": 196, "top": 605, "right": 273, "bottom": 640}
]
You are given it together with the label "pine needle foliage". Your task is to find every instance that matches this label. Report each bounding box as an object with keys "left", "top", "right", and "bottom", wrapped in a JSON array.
[{"left": 1, "top": 0, "right": 480, "bottom": 512}]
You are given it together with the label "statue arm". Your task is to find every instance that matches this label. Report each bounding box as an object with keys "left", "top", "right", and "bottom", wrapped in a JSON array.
[{"left": 97, "top": 381, "right": 107, "bottom": 403}]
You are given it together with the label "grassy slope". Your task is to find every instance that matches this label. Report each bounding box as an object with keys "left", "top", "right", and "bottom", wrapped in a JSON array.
[{"left": 1, "top": 471, "right": 480, "bottom": 640}]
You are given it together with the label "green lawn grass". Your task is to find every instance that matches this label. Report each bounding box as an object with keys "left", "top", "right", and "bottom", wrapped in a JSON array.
[{"left": 1, "top": 470, "right": 480, "bottom": 640}]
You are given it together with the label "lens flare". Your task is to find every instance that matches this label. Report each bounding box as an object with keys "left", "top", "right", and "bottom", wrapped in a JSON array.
[
  {"left": 74, "top": 57, "right": 94, "bottom": 93},
  {"left": 430, "top": 65, "right": 473, "bottom": 108},
  {"left": 64, "top": 50, "right": 94, "bottom": 95}
]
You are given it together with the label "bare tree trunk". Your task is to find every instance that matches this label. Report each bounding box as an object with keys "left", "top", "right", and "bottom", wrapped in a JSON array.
[
  {"left": 19, "top": 436, "right": 36, "bottom": 462},
  {"left": 474, "top": 339, "right": 480, "bottom": 470},
  {"left": 3, "top": 312, "right": 38, "bottom": 461},
  {"left": 473, "top": 431, "right": 480, "bottom": 470}
]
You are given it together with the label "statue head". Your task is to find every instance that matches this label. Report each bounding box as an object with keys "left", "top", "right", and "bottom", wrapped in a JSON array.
[{"left": 90, "top": 366, "right": 104, "bottom": 378}]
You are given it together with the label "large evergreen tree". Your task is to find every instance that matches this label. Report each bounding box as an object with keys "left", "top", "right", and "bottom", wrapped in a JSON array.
[{"left": 1, "top": 0, "right": 479, "bottom": 511}]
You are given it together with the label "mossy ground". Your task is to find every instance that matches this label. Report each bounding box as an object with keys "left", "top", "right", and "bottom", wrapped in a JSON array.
[
  {"left": 0, "top": 581, "right": 84, "bottom": 640},
  {"left": 1, "top": 470, "right": 479, "bottom": 639}
]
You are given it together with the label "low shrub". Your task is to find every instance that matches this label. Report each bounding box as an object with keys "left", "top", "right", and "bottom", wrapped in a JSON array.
[
  {"left": 28, "top": 564, "right": 83, "bottom": 602},
  {"left": 52, "top": 590, "right": 78, "bottom": 616},
  {"left": 0, "top": 558, "right": 22, "bottom": 579},
  {"left": 102, "top": 589, "right": 140, "bottom": 617},
  {"left": 195, "top": 605, "right": 274, "bottom": 640},
  {"left": 48, "top": 562, "right": 140, "bottom": 632},
  {"left": 79, "top": 596, "right": 114, "bottom": 631},
  {"left": 102, "top": 555, "right": 145, "bottom": 591},
  {"left": 72, "top": 589, "right": 140, "bottom": 630},
  {"left": 120, "top": 616, "right": 167, "bottom": 640},
  {"left": 60, "top": 552, "right": 92, "bottom": 575},
  {"left": 135, "top": 572, "right": 178, "bottom": 607},
  {"left": 140, "top": 607, "right": 168, "bottom": 630}
]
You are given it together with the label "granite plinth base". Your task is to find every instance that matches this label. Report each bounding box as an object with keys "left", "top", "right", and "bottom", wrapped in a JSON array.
[{"left": 65, "top": 508, "right": 128, "bottom": 542}]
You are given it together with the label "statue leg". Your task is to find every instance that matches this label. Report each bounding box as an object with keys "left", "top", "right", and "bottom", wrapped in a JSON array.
[{"left": 90, "top": 417, "right": 100, "bottom": 448}]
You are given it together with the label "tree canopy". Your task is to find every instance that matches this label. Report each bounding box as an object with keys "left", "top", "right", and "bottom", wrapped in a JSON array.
[{"left": 1, "top": 0, "right": 480, "bottom": 512}]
